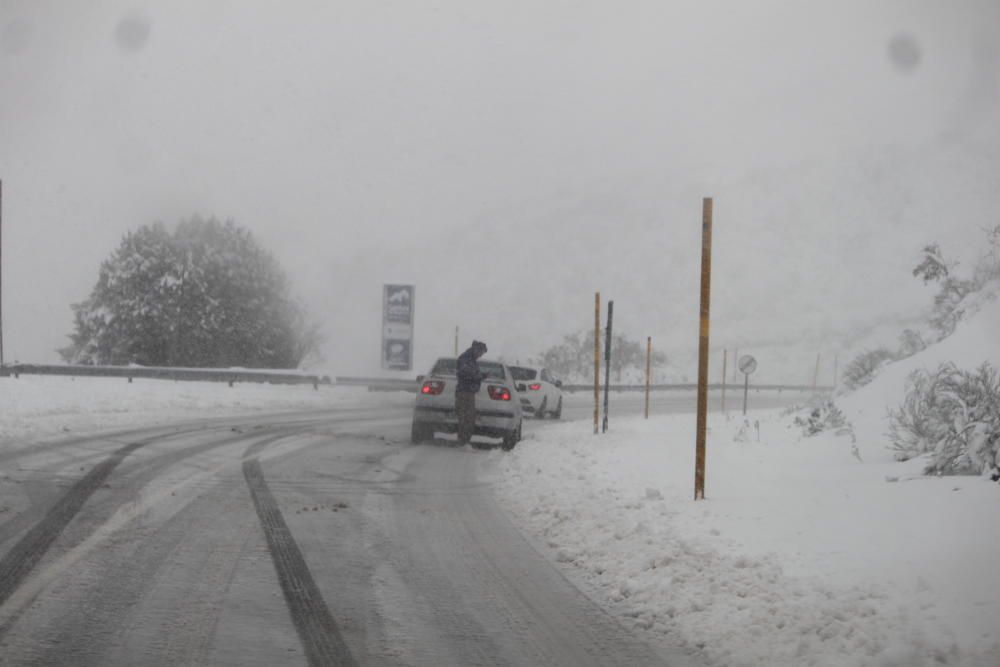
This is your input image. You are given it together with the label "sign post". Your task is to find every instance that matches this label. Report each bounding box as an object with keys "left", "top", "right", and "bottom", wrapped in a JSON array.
[
  {"left": 739, "top": 354, "right": 757, "bottom": 415},
  {"left": 694, "top": 197, "right": 713, "bottom": 501},
  {"left": 381, "top": 284, "right": 415, "bottom": 371}
]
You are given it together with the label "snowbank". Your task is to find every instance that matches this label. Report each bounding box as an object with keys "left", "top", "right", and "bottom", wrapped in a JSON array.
[
  {"left": 493, "top": 296, "right": 1000, "bottom": 667},
  {"left": 838, "top": 290, "right": 1000, "bottom": 464},
  {"left": 0, "top": 375, "right": 394, "bottom": 444}
]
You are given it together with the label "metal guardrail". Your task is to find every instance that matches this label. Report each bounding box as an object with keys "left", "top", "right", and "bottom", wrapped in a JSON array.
[
  {"left": 561, "top": 383, "right": 831, "bottom": 393},
  {"left": 334, "top": 376, "right": 831, "bottom": 394},
  {"left": 335, "top": 376, "right": 420, "bottom": 392},
  {"left": 2, "top": 363, "right": 328, "bottom": 387}
]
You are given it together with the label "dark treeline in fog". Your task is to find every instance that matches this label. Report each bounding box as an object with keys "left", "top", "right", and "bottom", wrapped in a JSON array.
[{"left": 60, "top": 217, "right": 321, "bottom": 369}]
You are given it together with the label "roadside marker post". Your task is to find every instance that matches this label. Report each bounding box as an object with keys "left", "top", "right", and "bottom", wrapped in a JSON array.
[
  {"left": 644, "top": 337, "right": 651, "bottom": 419},
  {"left": 602, "top": 300, "right": 613, "bottom": 433},
  {"left": 721, "top": 349, "right": 728, "bottom": 415},
  {"left": 0, "top": 179, "right": 4, "bottom": 370},
  {"left": 593, "top": 292, "right": 600, "bottom": 435},
  {"left": 694, "top": 197, "right": 713, "bottom": 501}
]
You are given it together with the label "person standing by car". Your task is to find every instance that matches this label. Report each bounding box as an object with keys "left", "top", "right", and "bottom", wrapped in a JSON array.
[{"left": 455, "top": 340, "right": 488, "bottom": 445}]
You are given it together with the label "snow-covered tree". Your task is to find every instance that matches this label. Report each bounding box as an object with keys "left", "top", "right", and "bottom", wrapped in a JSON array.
[
  {"left": 60, "top": 217, "right": 321, "bottom": 368},
  {"left": 912, "top": 243, "right": 951, "bottom": 284}
]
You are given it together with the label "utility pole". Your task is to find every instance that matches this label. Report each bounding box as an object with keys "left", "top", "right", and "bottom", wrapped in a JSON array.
[
  {"left": 602, "top": 300, "right": 613, "bottom": 433},
  {"left": 695, "top": 198, "right": 713, "bottom": 501}
]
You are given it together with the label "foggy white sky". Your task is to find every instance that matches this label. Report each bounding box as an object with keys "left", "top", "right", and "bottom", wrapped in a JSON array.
[{"left": 1, "top": 1, "right": 998, "bottom": 379}]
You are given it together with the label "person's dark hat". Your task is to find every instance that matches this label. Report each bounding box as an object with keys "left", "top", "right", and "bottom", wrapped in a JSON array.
[{"left": 471, "top": 340, "right": 488, "bottom": 353}]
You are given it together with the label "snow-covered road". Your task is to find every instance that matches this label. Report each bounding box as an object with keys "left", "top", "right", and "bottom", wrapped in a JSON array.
[{"left": 0, "top": 397, "right": 700, "bottom": 666}]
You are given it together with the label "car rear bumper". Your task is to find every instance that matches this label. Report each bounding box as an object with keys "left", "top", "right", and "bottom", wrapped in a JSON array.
[{"left": 413, "top": 404, "right": 518, "bottom": 435}]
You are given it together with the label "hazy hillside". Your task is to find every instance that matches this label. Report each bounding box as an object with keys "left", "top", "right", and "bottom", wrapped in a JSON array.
[{"left": 320, "top": 137, "right": 999, "bottom": 382}]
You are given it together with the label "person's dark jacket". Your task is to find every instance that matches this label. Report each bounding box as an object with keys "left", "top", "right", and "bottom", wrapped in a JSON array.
[{"left": 455, "top": 347, "right": 485, "bottom": 393}]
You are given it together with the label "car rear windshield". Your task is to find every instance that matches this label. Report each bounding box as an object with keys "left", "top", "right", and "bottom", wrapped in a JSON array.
[
  {"left": 430, "top": 358, "right": 506, "bottom": 380},
  {"left": 430, "top": 358, "right": 458, "bottom": 376},
  {"left": 510, "top": 367, "right": 537, "bottom": 381}
]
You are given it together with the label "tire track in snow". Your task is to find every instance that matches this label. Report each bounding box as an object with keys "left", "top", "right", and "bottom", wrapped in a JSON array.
[
  {"left": 243, "top": 452, "right": 358, "bottom": 667},
  {"left": 0, "top": 439, "right": 144, "bottom": 607},
  {"left": 0, "top": 420, "right": 324, "bottom": 617}
]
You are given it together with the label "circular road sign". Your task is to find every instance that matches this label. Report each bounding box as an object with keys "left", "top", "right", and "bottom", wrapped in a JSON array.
[{"left": 738, "top": 354, "right": 758, "bottom": 375}]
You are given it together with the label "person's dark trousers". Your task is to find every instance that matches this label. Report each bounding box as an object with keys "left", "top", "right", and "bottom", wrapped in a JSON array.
[{"left": 455, "top": 391, "right": 476, "bottom": 444}]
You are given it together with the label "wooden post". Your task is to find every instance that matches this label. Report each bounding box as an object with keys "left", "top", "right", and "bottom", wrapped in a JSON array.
[
  {"left": 454, "top": 326, "right": 459, "bottom": 356},
  {"left": 732, "top": 347, "right": 739, "bottom": 382},
  {"left": 721, "top": 349, "right": 727, "bottom": 415},
  {"left": 0, "top": 178, "right": 4, "bottom": 369},
  {"left": 594, "top": 292, "right": 600, "bottom": 435},
  {"left": 833, "top": 354, "right": 839, "bottom": 389},
  {"left": 644, "top": 336, "right": 651, "bottom": 419},
  {"left": 695, "top": 197, "right": 713, "bottom": 501}
]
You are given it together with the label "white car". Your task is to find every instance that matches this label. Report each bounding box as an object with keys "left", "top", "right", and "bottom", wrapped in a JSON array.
[
  {"left": 411, "top": 357, "right": 524, "bottom": 450},
  {"left": 510, "top": 365, "right": 563, "bottom": 419}
]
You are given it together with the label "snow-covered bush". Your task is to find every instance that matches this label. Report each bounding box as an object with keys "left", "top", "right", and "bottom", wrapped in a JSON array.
[
  {"left": 794, "top": 400, "right": 855, "bottom": 441},
  {"left": 888, "top": 362, "right": 1000, "bottom": 475},
  {"left": 914, "top": 233, "right": 1000, "bottom": 340},
  {"left": 896, "top": 328, "right": 927, "bottom": 359},
  {"left": 842, "top": 348, "right": 894, "bottom": 390}
]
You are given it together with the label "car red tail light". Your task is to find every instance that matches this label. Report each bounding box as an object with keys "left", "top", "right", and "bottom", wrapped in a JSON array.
[
  {"left": 421, "top": 380, "right": 445, "bottom": 395},
  {"left": 529, "top": 383, "right": 542, "bottom": 391},
  {"left": 487, "top": 385, "right": 511, "bottom": 401}
]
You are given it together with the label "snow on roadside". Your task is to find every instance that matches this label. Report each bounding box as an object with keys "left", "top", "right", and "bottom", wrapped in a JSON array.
[
  {"left": 493, "top": 285, "right": 1000, "bottom": 667},
  {"left": 493, "top": 410, "right": 999, "bottom": 667},
  {"left": 0, "top": 375, "right": 399, "bottom": 445}
]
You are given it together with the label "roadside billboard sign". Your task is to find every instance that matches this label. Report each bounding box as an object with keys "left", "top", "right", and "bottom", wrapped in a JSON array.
[{"left": 382, "top": 284, "right": 414, "bottom": 371}]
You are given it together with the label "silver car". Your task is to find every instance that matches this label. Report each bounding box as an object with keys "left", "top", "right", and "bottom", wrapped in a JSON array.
[{"left": 411, "top": 357, "right": 523, "bottom": 450}]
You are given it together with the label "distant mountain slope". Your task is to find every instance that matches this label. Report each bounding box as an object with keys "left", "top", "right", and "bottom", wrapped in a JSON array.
[{"left": 322, "top": 139, "right": 1000, "bottom": 381}]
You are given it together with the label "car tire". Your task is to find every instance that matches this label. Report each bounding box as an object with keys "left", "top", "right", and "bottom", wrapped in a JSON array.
[
  {"left": 552, "top": 397, "right": 562, "bottom": 420},
  {"left": 501, "top": 421, "right": 522, "bottom": 451},
  {"left": 537, "top": 396, "right": 548, "bottom": 419},
  {"left": 411, "top": 420, "right": 433, "bottom": 443}
]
